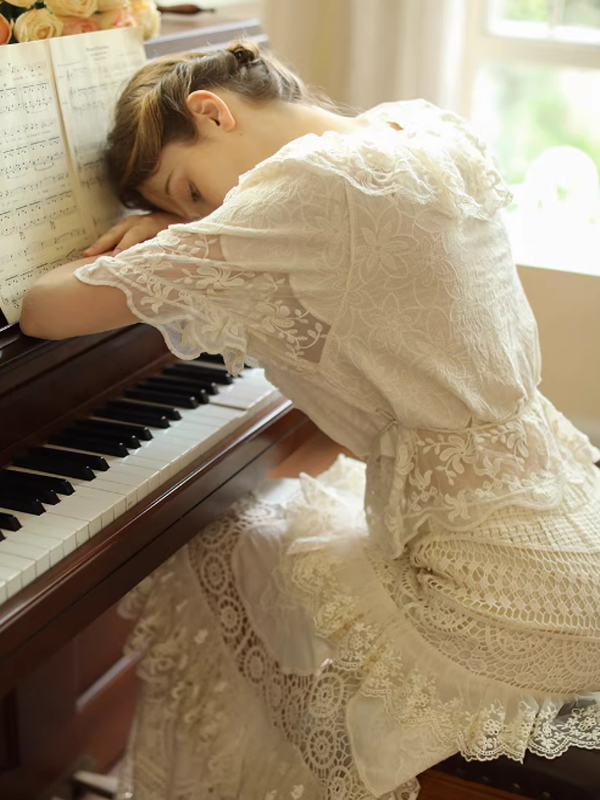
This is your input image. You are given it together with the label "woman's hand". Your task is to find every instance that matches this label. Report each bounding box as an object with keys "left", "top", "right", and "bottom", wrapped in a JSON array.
[{"left": 83, "top": 211, "right": 186, "bottom": 257}]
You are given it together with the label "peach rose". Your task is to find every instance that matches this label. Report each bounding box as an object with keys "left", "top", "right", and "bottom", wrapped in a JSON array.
[
  {"left": 130, "top": 0, "right": 160, "bottom": 39},
  {"left": 0, "top": 13, "right": 13, "bottom": 44},
  {"left": 45, "top": 0, "right": 97, "bottom": 19},
  {"left": 59, "top": 14, "right": 101, "bottom": 34},
  {"left": 96, "top": 3, "right": 136, "bottom": 28},
  {"left": 96, "top": 0, "right": 126, "bottom": 11},
  {"left": 14, "top": 8, "right": 64, "bottom": 41}
]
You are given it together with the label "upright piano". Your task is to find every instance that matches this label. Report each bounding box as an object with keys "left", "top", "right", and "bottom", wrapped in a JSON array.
[{"left": 0, "top": 20, "right": 314, "bottom": 800}]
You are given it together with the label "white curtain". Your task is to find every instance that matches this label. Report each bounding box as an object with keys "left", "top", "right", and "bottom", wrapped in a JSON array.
[{"left": 261, "top": 0, "right": 467, "bottom": 112}]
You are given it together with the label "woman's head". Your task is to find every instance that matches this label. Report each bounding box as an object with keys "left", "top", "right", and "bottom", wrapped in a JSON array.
[{"left": 106, "top": 42, "right": 331, "bottom": 218}]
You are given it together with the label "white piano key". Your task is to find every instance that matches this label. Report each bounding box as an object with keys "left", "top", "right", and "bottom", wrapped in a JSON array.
[
  {"left": 2, "top": 530, "right": 64, "bottom": 566},
  {"left": 187, "top": 404, "right": 245, "bottom": 424},
  {"left": 86, "top": 477, "right": 138, "bottom": 511},
  {"left": 74, "top": 485, "right": 127, "bottom": 522},
  {"left": 0, "top": 579, "right": 6, "bottom": 604},
  {"left": 0, "top": 565, "right": 21, "bottom": 597},
  {"left": 0, "top": 507, "right": 85, "bottom": 551},
  {"left": 0, "top": 552, "right": 36, "bottom": 588},
  {"left": 107, "top": 462, "right": 161, "bottom": 493},
  {"left": 0, "top": 537, "right": 50, "bottom": 576},
  {"left": 114, "top": 451, "right": 176, "bottom": 478},
  {"left": 209, "top": 384, "right": 276, "bottom": 410},
  {"left": 69, "top": 476, "right": 139, "bottom": 510},
  {"left": 43, "top": 493, "right": 115, "bottom": 536},
  {"left": 89, "top": 467, "right": 149, "bottom": 499}
]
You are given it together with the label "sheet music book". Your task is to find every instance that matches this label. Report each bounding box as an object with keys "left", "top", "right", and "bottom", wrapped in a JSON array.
[{"left": 0, "top": 28, "right": 147, "bottom": 324}]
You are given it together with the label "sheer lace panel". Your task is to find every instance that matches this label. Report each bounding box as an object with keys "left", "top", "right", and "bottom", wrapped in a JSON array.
[{"left": 76, "top": 159, "right": 350, "bottom": 375}]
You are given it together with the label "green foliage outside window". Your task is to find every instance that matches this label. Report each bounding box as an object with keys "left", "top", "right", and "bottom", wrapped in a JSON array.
[
  {"left": 482, "top": 63, "right": 600, "bottom": 186},
  {"left": 501, "top": 0, "right": 600, "bottom": 25}
]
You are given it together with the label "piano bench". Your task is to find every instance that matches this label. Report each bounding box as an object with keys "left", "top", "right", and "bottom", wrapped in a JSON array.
[{"left": 432, "top": 748, "right": 600, "bottom": 799}]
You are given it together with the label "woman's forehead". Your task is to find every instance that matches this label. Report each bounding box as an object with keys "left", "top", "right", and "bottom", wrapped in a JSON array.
[{"left": 140, "top": 145, "right": 180, "bottom": 196}]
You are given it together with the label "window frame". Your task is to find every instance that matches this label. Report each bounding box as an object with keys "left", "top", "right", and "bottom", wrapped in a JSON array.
[{"left": 460, "top": 0, "right": 600, "bottom": 120}]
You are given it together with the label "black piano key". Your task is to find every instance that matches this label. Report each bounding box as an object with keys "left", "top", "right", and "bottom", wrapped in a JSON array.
[
  {"left": 0, "top": 469, "right": 74, "bottom": 496},
  {"left": 0, "top": 474, "right": 60, "bottom": 505},
  {"left": 30, "top": 446, "right": 109, "bottom": 472},
  {"left": 169, "top": 363, "right": 235, "bottom": 384},
  {"left": 95, "top": 405, "right": 171, "bottom": 429},
  {"left": 74, "top": 418, "right": 151, "bottom": 442},
  {"left": 63, "top": 424, "right": 141, "bottom": 449},
  {"left": 125, "top": 387, "right": 200, "bottom": 409},
  {"left": 49, "top": 432, "right": 129, "bottom": 458},
  {"left": 106, "top": 399, "right": 181, "bottom": 422},
  {"left": 159, "top": 369, "right": 219, "bottom": 394},
  {"left": 30, "top": 487, "right": 61, "bottom": 505},
  {"left": 196, "top": 353, "right": 226, "bottom": 365},
  {"left": 0, "top": 488, "right": 45, "bottom": 515},
  {"left": 13, "top": 452, "right": 96, "bottom": 481},
  {"left": 146, "top": 375, "right": 216, "bottom": 397},
  {"left": 0, "top": 512, "right": 22, "bottom": 531}
]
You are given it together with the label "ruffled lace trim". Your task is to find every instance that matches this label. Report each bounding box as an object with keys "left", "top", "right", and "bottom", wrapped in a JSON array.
[
  {"left": 75, "top": 244, "right": 248, "bottom": 375},
  {"left": 360, "top": 99, "right": 513, "bottom": 220},
  {"left": 366, "top": 390, "right": 600, "bottom": 558},
  {"left": 223, "top": 99, "right": 512, "bottom": 223}
]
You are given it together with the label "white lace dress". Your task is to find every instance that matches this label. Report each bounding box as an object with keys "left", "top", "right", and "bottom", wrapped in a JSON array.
[{"left": 75, "top": 100, "right": 600, "bottom": 800}]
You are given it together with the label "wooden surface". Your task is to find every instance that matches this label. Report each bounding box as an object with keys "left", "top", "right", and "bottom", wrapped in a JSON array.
[
  {"left": 268, "top": 429, "right": 357, "bottom": 479},
  {"left": 419, "top": 770, "right": 535, "bottom": 800}
]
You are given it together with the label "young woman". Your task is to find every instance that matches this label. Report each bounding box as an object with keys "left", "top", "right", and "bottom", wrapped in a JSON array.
[{"left": 20, "top": 42, "right": 600, "bottom": 800}]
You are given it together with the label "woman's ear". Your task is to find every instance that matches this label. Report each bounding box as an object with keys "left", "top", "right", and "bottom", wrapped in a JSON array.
[{"left": 186, "top": 90, "right": 236, "bottom": 132}]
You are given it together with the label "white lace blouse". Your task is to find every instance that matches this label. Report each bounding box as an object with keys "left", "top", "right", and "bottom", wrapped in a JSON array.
[{"left": 75, "top": 100, "right": 600, "bottom": 558}]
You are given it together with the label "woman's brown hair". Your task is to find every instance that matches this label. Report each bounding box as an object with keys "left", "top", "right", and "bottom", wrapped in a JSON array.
[{"left": 106, "top": 42, "right": 334, "bottom": 210}]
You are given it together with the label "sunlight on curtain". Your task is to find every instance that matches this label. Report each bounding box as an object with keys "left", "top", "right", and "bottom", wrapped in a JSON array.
[{"left": 261, "top": 0, "right": 466, "bottom": 111}]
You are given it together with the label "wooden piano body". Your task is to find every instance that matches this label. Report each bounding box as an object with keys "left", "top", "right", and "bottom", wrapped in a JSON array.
[{"left": 0, "top": 20, "right": 315, "bottom": 800}]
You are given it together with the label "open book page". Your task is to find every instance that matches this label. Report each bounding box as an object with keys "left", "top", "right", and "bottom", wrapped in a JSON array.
[
  {"left": 0, "top": 40, "right": 90, "bottom": 325},
  {"left": 49, "top": 28, "right": 147, "bottom": 240}
]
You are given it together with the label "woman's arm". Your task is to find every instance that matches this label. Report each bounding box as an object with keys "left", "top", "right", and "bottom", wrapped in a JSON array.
[
  {"left": 20, "top": 257, "right": 138, "bottom": 340},
  {"left": 19, "top": 213, "right": 187, "bottom": 340}
]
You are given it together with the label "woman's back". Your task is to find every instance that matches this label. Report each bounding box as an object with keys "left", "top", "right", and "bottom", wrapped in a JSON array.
[{"left": 79, "top": 99, "right": 600, "bottom": 559}]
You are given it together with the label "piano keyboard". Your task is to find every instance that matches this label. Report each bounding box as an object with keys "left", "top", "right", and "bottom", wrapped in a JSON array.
[{"left": 0, "top": 357, "right": 280, "bottom": 602}]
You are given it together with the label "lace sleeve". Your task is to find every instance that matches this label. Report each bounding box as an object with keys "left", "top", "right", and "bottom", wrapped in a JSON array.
[{"left": 75, "top": 161, "right": 349, "bottom": 375}]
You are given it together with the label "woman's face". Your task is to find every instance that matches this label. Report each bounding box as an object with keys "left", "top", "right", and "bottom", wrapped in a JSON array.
[
  {"left": 139, "top": 89, "right": 266, "bottom": 220},
  {"left": 140, "top": 139, "right": 242, "bottom": 219}
]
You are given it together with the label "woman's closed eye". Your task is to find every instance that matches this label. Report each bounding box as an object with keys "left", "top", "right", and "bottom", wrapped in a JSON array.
[{"left": 189, "top": 183, "right": 202, "bottom": 203}]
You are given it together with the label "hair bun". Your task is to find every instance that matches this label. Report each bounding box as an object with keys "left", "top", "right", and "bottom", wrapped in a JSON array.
[{"left": 228, "top": 42, "right": 258, "bottom": 67}]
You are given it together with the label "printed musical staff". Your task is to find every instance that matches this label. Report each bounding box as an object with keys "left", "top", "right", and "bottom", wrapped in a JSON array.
[
  {"left": 50, "top": 29, "right": 146, "bottom": 239},
  {"left": 0, "top": 31, "right": 146, "bottom": 325},
  {"left": 0, "top": 40, "right": 89, "bottom": 324}
]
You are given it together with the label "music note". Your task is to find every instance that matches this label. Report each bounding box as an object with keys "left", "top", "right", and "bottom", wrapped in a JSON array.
[
  {"left": 0, "top": 40, "right": 90, "bottom": 323},
  {"left": 0, "top": 31, "right": 146, "bottom": 324}
]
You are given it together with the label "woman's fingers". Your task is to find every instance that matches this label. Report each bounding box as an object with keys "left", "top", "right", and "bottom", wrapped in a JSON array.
[{"left": 113, "top": 228, "right": 149, "bottom": 254}]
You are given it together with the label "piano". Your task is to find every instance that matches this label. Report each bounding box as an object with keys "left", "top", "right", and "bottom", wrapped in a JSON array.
[{"left": 0, "top": 20, "right": 315, "bottom": 800}]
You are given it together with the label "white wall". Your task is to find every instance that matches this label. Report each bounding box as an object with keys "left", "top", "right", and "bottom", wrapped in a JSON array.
[{"left": 518, "top": 265, "right": 600, "bottom": 447}]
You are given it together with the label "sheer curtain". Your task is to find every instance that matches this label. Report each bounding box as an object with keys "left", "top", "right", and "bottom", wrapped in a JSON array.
[{"left": 262, "top": 0, "right": 467, "bottom": 112}]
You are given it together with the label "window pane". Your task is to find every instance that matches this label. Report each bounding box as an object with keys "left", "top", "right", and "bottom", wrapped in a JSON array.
[
  {"left": 493, "top": 0, "right": 551, "bottom": 22},
  {"left": 472, "top": 62, "right": 600, "bottom": 272},
  {"left": 473, "top": 62, "right": 600, "bottom": 182},
  {"left": 562, "top": 0, "right": 600, "bottom": 28}
]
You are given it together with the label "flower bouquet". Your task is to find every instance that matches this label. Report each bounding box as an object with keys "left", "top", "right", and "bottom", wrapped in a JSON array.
[{"left": 0, "top": 0, "right": 160, "bottom": 44}]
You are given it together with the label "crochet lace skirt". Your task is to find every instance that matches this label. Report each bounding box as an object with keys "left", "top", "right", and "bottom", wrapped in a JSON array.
[{"left": 116, "top": 455, "right": 600, "bottom": 800}]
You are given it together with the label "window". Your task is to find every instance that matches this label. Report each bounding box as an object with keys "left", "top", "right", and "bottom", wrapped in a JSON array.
[{"left": 461, "top": 0, "right": 600, "bottom": 273}]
